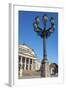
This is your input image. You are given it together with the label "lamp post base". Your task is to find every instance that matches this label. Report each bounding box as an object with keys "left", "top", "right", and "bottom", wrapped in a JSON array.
[{"left": 41, "top": 59, "right": 50, "bottom": 77}]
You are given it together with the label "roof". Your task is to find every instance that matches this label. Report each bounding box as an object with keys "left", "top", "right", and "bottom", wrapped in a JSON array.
[{"left": 18, "top": 44, "right": 40, "bottom": 61}]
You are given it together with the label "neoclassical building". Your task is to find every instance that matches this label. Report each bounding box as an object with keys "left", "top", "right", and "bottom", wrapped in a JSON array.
[{"left": 18, "top": 44, "right": 41, "bottom": 78}]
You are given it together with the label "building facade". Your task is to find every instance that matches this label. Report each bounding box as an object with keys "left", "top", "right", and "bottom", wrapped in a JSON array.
[{"left": 18, "top": 44, "right": 41, "bottom": 78}]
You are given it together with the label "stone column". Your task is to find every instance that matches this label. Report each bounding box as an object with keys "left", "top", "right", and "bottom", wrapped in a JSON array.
[
  {"left": 31, "top": 59, "right": 33, "bottom": 71},
  {"left": 30, "top": 59, "right": 32, "bottom": 70},
  {"left": 24, "top": 57, "right": 26, "bottom": 70},
  {"left": 19, "top": 56, "right": 23, "bottom": 78},
  {"left": 28, "top": 58, "right": 30, "bottom": 70}
]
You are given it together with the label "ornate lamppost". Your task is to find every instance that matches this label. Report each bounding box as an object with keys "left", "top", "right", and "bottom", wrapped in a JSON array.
[{"left": 33, "top": 15, "right": 55, "bottom": 77}]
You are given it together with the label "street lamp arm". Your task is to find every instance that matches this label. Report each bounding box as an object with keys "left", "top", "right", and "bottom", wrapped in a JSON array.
[
  {"left": 46, "top": 27, "right": 55, "bottom": 38},
  {"left": 38, "top": 27, "right": 43, "bottom": 31},
  {"left": 36, "top": 30, "right": 42, "bottom": 37},
  {"left": 47, "top": 27, "right": 55, "bottom": 33},
  {"left": 34, "top": 26, "right": 42, "bottom": 32},
  {"left": 46, "top": 30, "right": 51, "bottom": 38}
]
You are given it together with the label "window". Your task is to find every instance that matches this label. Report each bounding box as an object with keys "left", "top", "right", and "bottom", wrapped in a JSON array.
[
  {"left": 19, "top": 64, "right": 21, "bottom": 71},
  {"left": 30, "top": 59, "right": 32, "bottom": 64},
  {"left": 26, "top": 65, "right": 28, "bottom": 70},
  {"left": 19, "top": 56, "right": 21, "bottom": 62},
  {"left": 22, "top": 64, "right": 24, "bottom": 70},
  {"left": 30, "top": 65, "right": 31, "bottom": 70},
  {"left": 26, "top": 58, "right": 29, "bottom": 64},
  {"left": 22, "top": 57, "right": 25, "bottom": 63}
]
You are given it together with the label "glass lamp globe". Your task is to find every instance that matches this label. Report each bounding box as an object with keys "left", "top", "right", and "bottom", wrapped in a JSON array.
[
  {"left": 49, "top": 29, "right": 54, "bottom": 33},
  {"left": 50, "top": 17, "right": 54, "bottom": 24},
  {"left": 33, "top": 22, "right": 38, "bottom": 29},
  {"left": 35, "top": 16, "right": 40, "bottom": 24},
  {"left": 42, "top": 15, "right": 48, "bottom": 23}
]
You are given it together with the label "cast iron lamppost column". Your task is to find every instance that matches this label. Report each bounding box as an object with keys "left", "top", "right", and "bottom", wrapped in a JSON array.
[{"left": 33, "top": 15, "right": 55, "bottom": 77}]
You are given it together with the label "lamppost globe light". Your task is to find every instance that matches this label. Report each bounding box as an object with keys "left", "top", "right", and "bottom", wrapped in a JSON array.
[
  {"left": 42, "top": 15, "right": 48, "bottom": 23},
  {"left": 33, "top": 22, "right": 38, "bottom": 29},
  {"left": 50, "top": 17, "right": 54, "bottom": 24},
  {"left": 33, "top": 22, "right": 40, "bottom": 32},
  {"left": 50, "top": 23, "right": 55, "bottom": 29},
  {"left": 35, "top": 16, "right": 40, "bottom": 25},
  {"left": 52, "top": 24, "right": 55, "bottom": 30},
  {"left": 35, "top": 28, "right": 40, "bottom": 32},
  {"left": 49, "top": 29, "right": 54, "bottom": 33}
]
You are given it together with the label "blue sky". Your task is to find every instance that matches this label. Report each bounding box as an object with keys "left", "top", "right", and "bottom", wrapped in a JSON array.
[{"left": 18, "top": 11, "right": 58, "bottom": 64}]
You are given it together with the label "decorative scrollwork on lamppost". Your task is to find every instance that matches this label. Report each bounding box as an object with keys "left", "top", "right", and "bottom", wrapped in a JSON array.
[{"left": 33, "top": 15, "right": 55, "bottom": 77}]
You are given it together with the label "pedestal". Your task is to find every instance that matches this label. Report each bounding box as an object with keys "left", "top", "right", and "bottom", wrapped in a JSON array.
[{"left": 41, "top": 59, "right": 50, "bottom": 77}]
